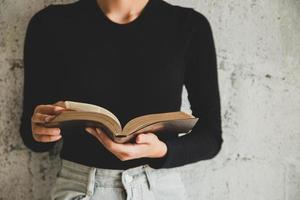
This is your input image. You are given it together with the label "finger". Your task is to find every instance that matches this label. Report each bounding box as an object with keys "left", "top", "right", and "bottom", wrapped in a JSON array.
[
  {"left": 31, "top": 113, "right": 56, "bottom": 123},
  {"left": 53, "top": 101, "right": 66, "bottom": 108},
  {"left": 94, "top": 128, "right": 149, "bottom": 160},
  {"left": 96, "top": 128, "right": 126, "bottom": 151},
  {"left": 96, "top": 128, "right": 115, "bottom": 145},
  {"left": 96, "top": 129, "right": 146, "bottom": 156},
  {"left": 95, "top": 128, "right": 112, "bottom": 145},
  {"left": 85, "top": 127, "right": 105, "bottom": 145},
  {"left": 87, "top": 127, "right": 124, "bottom": 157},
  {"left": 53, "top": 101, "right": 76, "bottom": 111},
  {"left": 35, "top": 105, "right": 66, "bottom": 115},
  {"left": 117, "top": 143, "right": 148, "bottom": 160},
  {"left": 33, "top": 134, "right": 62, "bottom": 143},
  {"left": 85, "top": 127, "right": 98, "bottom": 137},
  {"left": 32, "top": 126, "right": 61, "bottom": 136},
  {"left": 135, "top": 133, "right": 156, "bottom": 144}
]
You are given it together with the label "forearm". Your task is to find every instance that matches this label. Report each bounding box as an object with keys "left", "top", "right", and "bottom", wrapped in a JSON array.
[
  {"left": 150, "top": 10, "right": 223, "bottom": 169},
  {"left": 149, "top": 124, "right": 223, "bottom": 169}
]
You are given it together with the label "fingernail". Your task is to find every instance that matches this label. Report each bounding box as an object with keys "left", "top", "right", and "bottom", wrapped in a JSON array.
[{"left": 55, "top": 109, "right": 65, "bottom": 114}]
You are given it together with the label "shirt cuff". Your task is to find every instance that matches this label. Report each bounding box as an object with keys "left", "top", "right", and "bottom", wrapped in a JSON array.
[{"left": 148, "top": 137, "right": 186, "bottom": 169}]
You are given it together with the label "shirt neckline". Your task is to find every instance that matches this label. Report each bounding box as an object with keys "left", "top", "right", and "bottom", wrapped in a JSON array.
[{"left": 88, "top": 0, "right": 155, "bottom": 29}]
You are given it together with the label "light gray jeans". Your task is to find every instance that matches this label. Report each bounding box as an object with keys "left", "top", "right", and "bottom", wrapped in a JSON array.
[{"left": 50, "top": 159, "right": 189, "bottom": 200}]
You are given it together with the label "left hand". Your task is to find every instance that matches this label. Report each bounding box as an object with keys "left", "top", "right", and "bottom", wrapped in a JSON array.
[{"left": 85, "top": 127, "right": 168, "bottom": 161}]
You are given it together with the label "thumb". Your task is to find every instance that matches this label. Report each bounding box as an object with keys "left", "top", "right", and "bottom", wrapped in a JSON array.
[
  {"left": 135, "top": 133, "right": 155, "bottom": 144},
  {"left": 53, "top": 101, "right": 66, "bottom": 109}
]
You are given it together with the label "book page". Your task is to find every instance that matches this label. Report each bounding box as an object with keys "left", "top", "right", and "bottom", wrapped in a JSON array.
[
  {"left": 122, "top": 111, "right": 197, "bottom": 135},
  {"left": 64, "top": 100, "right": 121, "bottom": 127}
]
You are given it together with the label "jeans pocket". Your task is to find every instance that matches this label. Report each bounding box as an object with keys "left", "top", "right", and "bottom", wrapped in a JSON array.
[
  {"left": 50, "top": 168, "right": 92, "bottom": 200},
  {"left": 152, "top": 170, "right": 189, "bottom": 200}
]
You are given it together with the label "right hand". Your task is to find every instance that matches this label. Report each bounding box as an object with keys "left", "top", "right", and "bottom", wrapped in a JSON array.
[{"left": 31, "top": 101, "right": 66, "bottom": 142}]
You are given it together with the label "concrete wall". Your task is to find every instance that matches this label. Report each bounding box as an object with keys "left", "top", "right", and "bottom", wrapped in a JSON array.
[{"left": 0, "top": 0, "right": 299, "bottom": 199}]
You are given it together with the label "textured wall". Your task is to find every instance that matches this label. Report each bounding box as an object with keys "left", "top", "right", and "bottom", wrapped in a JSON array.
[{"left": 0, "top": 0, "right": 299, "bottom": 199}]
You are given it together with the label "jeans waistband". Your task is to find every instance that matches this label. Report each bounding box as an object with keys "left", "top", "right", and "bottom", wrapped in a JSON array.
[
  {"left": 60, "top": 159, "right": 158, "bottom": 195},
  {"left": 61, "top": 159, "right": 156, "bottom": 177}
]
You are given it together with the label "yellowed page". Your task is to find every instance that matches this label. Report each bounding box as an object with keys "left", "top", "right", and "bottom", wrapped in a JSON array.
[{"left": 64, "top": 100, "right": 121, "bottom": 127}]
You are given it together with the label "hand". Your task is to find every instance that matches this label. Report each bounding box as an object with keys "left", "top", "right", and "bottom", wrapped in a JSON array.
[
  {"left": 31, "top": 101, "right": 66, "bottom": 142},
  {"left": 85, "top": 127, "right": 168, "bottom": 161}
]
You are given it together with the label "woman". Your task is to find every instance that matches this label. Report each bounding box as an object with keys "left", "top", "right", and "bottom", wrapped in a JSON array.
[{"left": 20, "top": 0, "right": 223, "bottom": 199}]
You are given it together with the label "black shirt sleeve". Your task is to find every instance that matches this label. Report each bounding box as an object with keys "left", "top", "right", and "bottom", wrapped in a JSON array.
[
  {"left": 150, "top": 11, "right": 223, "bottom": 169},
  {"left": 19, "top": 6, "right": 62, "bottom": 152}
]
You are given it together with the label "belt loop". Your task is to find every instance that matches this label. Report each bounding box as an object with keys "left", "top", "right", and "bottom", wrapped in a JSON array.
[
  {"left": 144, "top": 165, "right": 156, "bottom": 191},
  {"left": 86, "top": 167, "right": 97, "bottom": 197}
]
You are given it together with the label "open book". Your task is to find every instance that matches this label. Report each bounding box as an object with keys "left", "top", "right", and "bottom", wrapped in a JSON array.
[{"left": 43, "top": 101, "right": 199, "bottom": 143}]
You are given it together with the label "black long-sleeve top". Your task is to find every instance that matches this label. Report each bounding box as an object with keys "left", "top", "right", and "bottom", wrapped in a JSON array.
[{"left": 20, "top": 0, "right": 223, "bottom": 169}]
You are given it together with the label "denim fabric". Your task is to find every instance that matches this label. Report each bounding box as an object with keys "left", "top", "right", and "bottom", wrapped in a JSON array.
[{"left": 50, "top": 159, "right": 188, "bottom": 200}]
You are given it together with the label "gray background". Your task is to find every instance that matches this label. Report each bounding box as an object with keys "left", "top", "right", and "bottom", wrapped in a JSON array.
[{"left": 0, "top": 0, "right": 299, "bottom": 199}]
